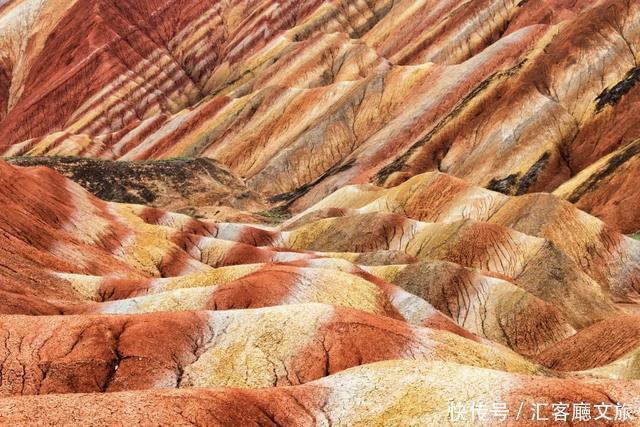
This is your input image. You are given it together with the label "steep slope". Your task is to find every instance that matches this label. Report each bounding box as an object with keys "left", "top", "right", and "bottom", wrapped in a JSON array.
[
  {"left": 1, "top": 0, "right": 637, "bottom": 231},
  {"left": 554, "top": 139, "right": 640, "bottom": 234},
  {"left": 536, "top": 315, "right": 640, "bottom": 375}
]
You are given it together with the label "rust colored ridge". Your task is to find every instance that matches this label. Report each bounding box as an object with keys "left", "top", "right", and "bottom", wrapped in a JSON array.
[
  {"left": 0, "top": 360, "right": 637, "bottom": 426},
  {"left": 0, "top": 0, "right": 637, "bottom": 230},
  {"left": 280, "top": 258, "right": 480, "bottom": 341},
  {"left": 365, "top": 0, "right": 594, "bottom": 67},
  {"left": 74, "top": 263, "right": 478, "bottom": 341},
  {"left": 289, "top": 171, "right": 640, "bottom": 302},
  {"left": 0, "top": 158, "right": 418, "bottom": 287},
  {"left": 347, "top": 249, "right": 418, "bottom": 265},
  {"left": 366, "top": 260, "right": 576, "bottom": 356},
  {"left": 0, "top": 305, "right": 539, "bottom": 397},
  {"left": 83, "top": 266, "right": 406, "bottom": 320},
  {"left": 0, "top": 0, "right": 377, "bottom": 147},
  {"left": 279, "top": 212, "right": 620, "bottom": 328},
  {"left": 58, "top": 260, "right": 474, "bottom": 340},
  {"left": 0, "top": 160, "right": 224, "bottom": 287},
  {"left": 218, "top": 31, "right": 391, "bottom": 98},
  {"left": 138, "top": 212, "right": 281, "bottom": 246},
  {"left": 163, "top": 227, "right": 416, "bottom": 271},
  {"left": 489, "top": 193, "right": 640, "bottom": 301},
  {"left": 566, "top": 76, "right": 640, "bottom": 177},
  {"left": 281, "top": 206, "right": 357, "bottom": 231},
  {"left": 210, "top": 28, "right": 542, "bottom": 209},
  {"left": 364, "top": 0, "right": 538, "bottom": 66},
  {"left": 0, "top": 0, "right": 396, "bottom": 150},
  {"left": 72, "top": 260, "right": 381, "bottom": 301},
  {"left": 285, "top": 172, "right": 508, "bottom": 227},
  {"left": 536, "top": 315, "right": 640, "bottom": 372},
  {"left": 0, "top": 9, "right": 544, "bottom": 210},
  {"left": 504, "top": 0, "right": 601, "bottom": 35},
  {"left": 0, "top": 158, "right": 305, "bottom": 280},
  {"left": 167, "top": 234, "right": 310, "bottom": 270},
  {"left": 8, "top": 156, "right": 266, "bottom": 220},
  {"left": 0, "top": 159, "right": 221, "bottom": 280},
  {"left": 0, "top": 160, "right": 141, "bottom": 277}
]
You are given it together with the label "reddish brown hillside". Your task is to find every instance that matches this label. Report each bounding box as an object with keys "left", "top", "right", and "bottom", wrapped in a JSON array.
[{"left": 0, "top": 0, "right": 638, "bottom": 232}]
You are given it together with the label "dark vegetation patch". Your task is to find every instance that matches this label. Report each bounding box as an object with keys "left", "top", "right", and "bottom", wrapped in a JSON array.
[
  {"left": 487, "top": 174, "right": 518, "bottom": 194},
  {"left": 595, "top": 67, "right": 640, "bottom": 112},
  {"left": 374, "top": 60, "right": 527, "bottom": 186},
  {"left": 6, "top": 156, "right": 261, "bottom": 208},
  {"left": 268, "top": 158, "right": 356, "bottom": 208},
  {"left": 258, "top": 207, "right": 293, "bottom": 224},
  {"left": 486, "top": 152, "right": 550, "bottom": 195},
  {"left": 516, "top": 151, "right": 550, "bottom": 195},
  {"left": 565, "top": 140, "right": 640, "bottom": 203}
]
